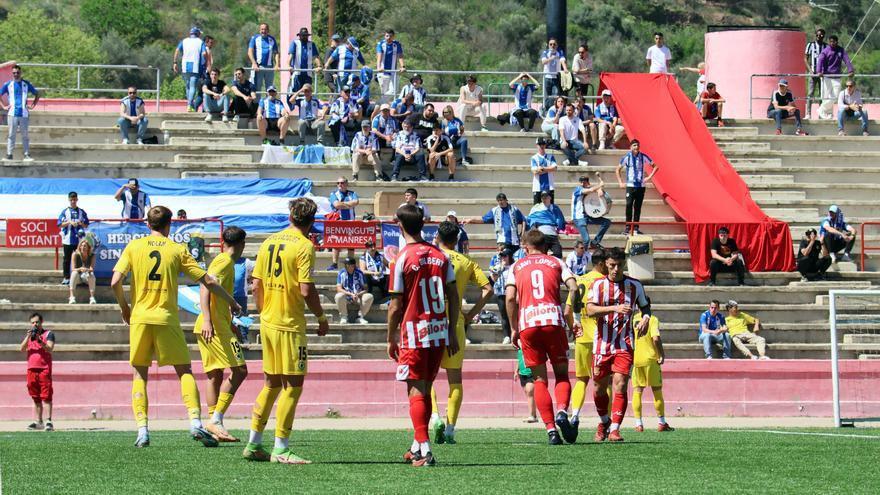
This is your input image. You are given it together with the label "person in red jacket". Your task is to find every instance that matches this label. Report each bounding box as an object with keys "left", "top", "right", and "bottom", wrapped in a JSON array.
[{"left": 21, "top": 312, "right": 55, "bottom": 431}]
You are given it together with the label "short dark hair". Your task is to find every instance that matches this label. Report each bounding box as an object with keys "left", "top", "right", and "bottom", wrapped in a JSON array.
[
  {"left": 385, "top": 28, "right": 395, "bottom": 35},
  {"left": 579, "top": 43, "right": 589, "bottom": 51},
  {"left": 631, "top": 139, "right": 640, "bottom": 146},
  {"left": 591, "top": 247, "right": 608, "bottom": 265},
  {"left": 829, "top": 35, "right": 839, "bottom": 42},
  {"left": 288, "top": 197, "right": 317, "bottom": 228},
  {"left": 606, "top": 246, "right": 626, "bottom": 263},
  {"left": 222, "top": 226, "right": 247, "bottom": 246},
  {"left": 11, "top": 64, "right": 21, "bottom": 72},
  {"left": 404, "top": 188, "right": 418, "bottom": 197},
  {"left": 205, "top": 35, "right": 214, "bottom": 42},
  {"left": 344, "top": 257, "right": 357, "bottom": 265},
  {"left": 574, "top": 240, "right": 585, "bottom": 249},
  {"left": 816, "top": 28, "right": 826, "bottom": 35},
  {"left": 437, "top": 221, "right": 460, "bottom": 246},
  {"left": 30, "top": 312, "right": 43, "bottom": 322},
  {"left": 235, "top": 67, "right": 246, "bottom": 74},
  {"left": 424, "top": 103, "right": 434, "bottom": 111},
  {"left": 522, "top": 229, "right": 547, "bottom": 251},
  {"left": 467, "top": 75, "right": 477, "bottom": 83},
  {"left": 147, "top": 206, "right": 172, "bottom": 231},
  {"left": 432, "top": 122, "right": 442, "bottom": 130},
  {"left": 654, "top": 32, "right": 663, "bottom": 38},
  {"left": 718, "top": 226, "right": 730, "bottom": 234},
  {"left": 210, "top": 68, "right": 220, "bottom": 75},
  {"left": 396, "top": 204, "right": 425, "bottom": 236},
  {"left": 707, "top": 82, "right": 716, "bottom": 90},
  {"left": 711, "top": 299, "right": 721, "bottom": 307},
  {"left": 176, "top": 209, "right": 187, "bottom": 217},
  {"left": 68, "top": 191, "right": 78, "bottom": 199},
  {"left": 128, "top": 178, "right": 139, "bottom": 186}
]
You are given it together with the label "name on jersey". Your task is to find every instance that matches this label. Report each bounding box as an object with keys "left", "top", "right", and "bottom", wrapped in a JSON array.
[
  {"left": 515, "top": 257, "right": 557, "bottom": 270},
  {"left": 410, "top": 256, "right": 445, "bottom": 271}
]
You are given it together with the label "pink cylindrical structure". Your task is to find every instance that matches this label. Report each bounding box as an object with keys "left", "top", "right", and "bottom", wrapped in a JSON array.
[
  {"left": 280, "top": 0, "right": 313, "bottom": 93},
  {"left": 705, "top": 28, "right": 806, "bottom": 119}
]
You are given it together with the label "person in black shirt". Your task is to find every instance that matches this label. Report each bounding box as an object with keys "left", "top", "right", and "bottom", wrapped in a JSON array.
[
  {"left": 709, "top": 226, "right": 745, "bottom": 286},
  {"left": 230, "top": 67, "right": 258, "bottom": 121},
  {"left": 767, "top": 79, "right": 806, "bottom": 136},
  {"left": 201, "top": 68, "right": 229, "bottom": 122},
  {"left": 797, "top": 228, "right": 832, "bottom": 281},
  {"left": 324, "top": 34, "right": 341, "bottom": 93},
  {"left": 405, "top": 103, "right": 439, "bottom": 144}
]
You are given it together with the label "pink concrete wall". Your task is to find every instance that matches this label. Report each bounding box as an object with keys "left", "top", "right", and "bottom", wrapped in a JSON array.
[
  {"left": 280, "top": 0, "right": 313, "bottom": 93},
  {"left": 1, "top": 359, "right": 877, "bottom": 421},
  {"left": 705, "top": 29, "right": 807, "bottom": 119}
]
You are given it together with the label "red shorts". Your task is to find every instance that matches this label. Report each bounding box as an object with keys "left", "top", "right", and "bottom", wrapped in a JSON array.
[
  {"left": 396, "top": 346, "right": 445, "bottom": 382},
  {"left": 27, "top": 368, "right": 53, "bottom": 401},
  {"left": 592, "top": 351, "right": 634, "bottom": 381},
  {"left": 520, "top": 325, "right": 569, "bottom": 368}
]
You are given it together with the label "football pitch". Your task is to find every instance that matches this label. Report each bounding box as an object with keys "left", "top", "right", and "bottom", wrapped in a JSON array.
[{"left": 3, "top": 427, "right": 880, "bottom": 494}]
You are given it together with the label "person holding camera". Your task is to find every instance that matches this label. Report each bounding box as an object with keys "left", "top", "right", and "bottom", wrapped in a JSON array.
[
  {"left": 114, "top": 178, "right": 151, "bottom": 220},
  {"left": 837, "top": 80, "right": 869, "bottom": 136},
  {"left": 57, "top": 191, "right": 89, "bottom": 286},
  {"left": 21, "top": 312, "right": 55, "bottom": 431},
  {"left": 797, "top": 228, "right": 832, "bottom": 281}
]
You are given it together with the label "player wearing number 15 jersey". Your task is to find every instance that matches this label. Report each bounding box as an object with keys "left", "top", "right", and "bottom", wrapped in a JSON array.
[
  {"left": 505, "top": 229, "right": 579, "bottom": 445},
  {"left": 387, "top": 205, "right": 460, "bottom": 467}
]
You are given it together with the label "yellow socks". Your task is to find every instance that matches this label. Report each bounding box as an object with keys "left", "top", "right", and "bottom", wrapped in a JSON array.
[
  {"left": 250, "top": 386, "right": 281, "bottom": 433},
  {"left": 274, "top": 386, "right": 303, "bottom": 439},
  {"left": 430, "top": 386, "right": 439, "bottom": 415},
  {"left": 652, "top": 387, "right": 665, "bottom": 417},
  {"left": 132, "top": 377, "right": 148, "bottom": 428},
  {"left": 215, "top": 392, "right": 234, "bottom": 415},
  {"left": 571, "top": 379, "right": 587, "bottom": 415},
  {"left": 447, "top": 384, "right": 463, "bottom": 426},
  {"left": 180, "top": 373, "right": 202, "bottom": 421},
  {"left": 633, "top": 389, "right": 643, "bottom": 420}
]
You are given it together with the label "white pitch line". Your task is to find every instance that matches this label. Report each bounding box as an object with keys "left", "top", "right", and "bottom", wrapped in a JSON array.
[{"left": 723, "top": 429, "right": 880, "bottom": 439}]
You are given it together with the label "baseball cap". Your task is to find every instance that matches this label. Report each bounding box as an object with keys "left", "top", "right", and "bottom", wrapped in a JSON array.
[
  {"left": 829, "top": 204, "right": 840, "bottom": 213},
  {"left": 341, "top": 85, "right": 351, "bottom": 92},
  {"left": 344, "top": 257, "right": 357, "bottom": 265},
  {"left": 331, "top": 33, "right": 342, "bottom": 41},
  {"left": 446, "top": 210, "right": 457, "bottom": 218},
  {"left": 496, "top": 192, "right": 508, "bottom": 201},
  {"left": 601, "top": 89, "right": 612, "bottom": 96},
  {"left": 536, "top": 137, "right": 548, "bottom": 146},
  {"left": 380, "top": 103, "right": 390, "bottom": 111},
  {"left": 190, "top": 26, "right": 201, "bottom": 35},
  {"left": 347, "top": 36, "right": 359, "bottom": 48},
  {"left": 778, "top": 78, "right": 789, "bottom": 86},
  {"left": 500, "top": 248, "right": 514, "bottom": 258},
  {"left": 410, "top": 73, "right": 423, "bottom": 83},
  {"left": 360, "top": 120, "right": 371, "bottom": 128},
  {"left": 266, "top": 85, "right": 277, "bottom": 93},
  {"left": 579, "top": 175, "right": 590, "bottom": 182},
  {"left": 298, "top": 27, "right": 310, "bottom": 36}
]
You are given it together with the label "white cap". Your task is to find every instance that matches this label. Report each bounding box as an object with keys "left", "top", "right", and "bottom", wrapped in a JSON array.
[
  {"left": 601, "top": 89, "right": 612, "bottom": 96},
  {"left": 446, "top": 210, "right": 457, "bottom": 217}
]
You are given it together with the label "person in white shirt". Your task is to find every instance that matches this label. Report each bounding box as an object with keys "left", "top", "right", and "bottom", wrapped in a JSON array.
[
  {"left": 557, "top": 103, "right": 588, "bottom": 166},
  {"left": 571, "top": 44, "right": 594, "bottom": 97},
  {"left": 457, "top": 75, "right": 488, "bottom": 131},
  {"left": 565, "top": 240, "right": 591, "bottom": 276},
  {"left": 350, "top": 120, "right": 382, "bottom": 180},
  {"left": 837, "top": 79, "right": 869, "bottom": 136},
  {"left": 540, "top": 38, "right": 568, "bottom": 114},
  {"left": 646, "top": 32, "right": 672, "bottom": 74}
]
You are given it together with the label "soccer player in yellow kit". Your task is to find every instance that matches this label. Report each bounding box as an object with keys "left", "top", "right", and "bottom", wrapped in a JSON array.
[
  {"left": 429, "top": 221, "right": 493, "bottom": 445},
  {"left": 242, "top": 198, "right": 329, "bottom": 465},
  {"left": 194, "top": 226, "right": 249, "bottom": 442},
  {"left": 563, "top": 247, "right": 607, "bottom": 440},
  {"left": 111, "top": 206, "right": 240, "bottom": 448},
  {"left": 632, "top": 299, "right": 673, "bottom": 432}
]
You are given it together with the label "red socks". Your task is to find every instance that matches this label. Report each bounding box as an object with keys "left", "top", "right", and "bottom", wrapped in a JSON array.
[
  {"left": 594, "top": 388, "right": 609, "bottom": 418},
  {"left": 534, "top": 380, "right": 556, "bottom": 429},
  {"left": 409, "top": 394, "right": 429, "bottom": 442},
  {"left": 611, "top": 391, "right": 628, "bottom": 425},
  {"left": 554, "top": 377, "right": 571, "bottom": 413}
]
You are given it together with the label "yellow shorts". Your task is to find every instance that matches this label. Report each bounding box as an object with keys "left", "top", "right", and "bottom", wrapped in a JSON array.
[
  {"left": 440, "top": 322, "right": 466, "bottom": 370},
  {"left": 130, "top": 322, "right": 191, "bottom": 367},
  {"left": 261, "top": 328, "right": 308, "bottom": 376},
  {"left": 574, "top": 341, "right": 594, "bottom": 378},
  {"left": 632, "top": 361, "right": 663, "bottom": 388},
  {"left": 197, "top": 326, "right": 246, "bottom": 373}
]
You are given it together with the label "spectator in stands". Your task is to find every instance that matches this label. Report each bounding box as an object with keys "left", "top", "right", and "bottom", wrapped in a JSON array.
[
  {"left": 805, "top": 29, "right": 827, "bottom": 115},
  {"left": 247, "top": 23, "right": 280, "bottom": 95},
  {"left": 1, "top": 64, "right": 39, "bottom": 162},
  {"left": 499, "top": 73, "right": 540, "bottom": 132},
  {"left": 426, "top": 123, "right": 455, "bottom": 181},
  {"left": 391, "top": 120, "right": 427, "bottom": 181},
  {"left": 398, "top": 73, "right": 427, "bottom": 111},
  {"left": 540, "top": 38, "right": 568, "bottom": 113},
  {"left": 68, "top": 238, "right": 96, "bottom": 305},
  {"left": 595, "top": 90, "right": 625, "bottom": 150},
  {"left": 528, "top": 192, "right": 566, "bottom": 258},
  {"left": 678, "top": 62, "right": 706, "bottom": 106},
  {"left": 289, "top": 84, "right": 327, "bottom": 145},
  {"left": 327, "top": 36, "right": 366, "bottom": 93},
  {"left": 390, "top": 93, "right": 416, "bottom": 124},
  {"left": 172, "top": 27, "right": 208, "bottom": 112},
  {"left": 572, "top": 44, "right": 594, "bottom": 96},
  {"left": 574, "top": 96, "right": 597, "bottom": 147},
  {"left": 360, "top": 240, "right": 388, "bottom": 301},
  {"left": 230, "top": 67, "right": 258, "bottom": 122},
  {"left": 646, "top": 32, "right": 672, "bottom": 74},
  {"left": 372, "top": 103, "right": 398, "bottom": 151},
  {"left": 117, "top": 86, "right": 148, "bottom": 145},
  {"left": 821, "top": 204, "right": 856, "bottom": 263},
  {"left": 196, "top": 36, "right": 215, "bottom": 112},
  {"left": 256, "top": 86, "right": 290, "bottom": 146},
  {"left": 817, "top": 34, "right": 854, "bottom": 120},
  {"left": 541, "top": 96, "right": 566, "bottom": 141},
  {"left": 351, "top": 120, "right": 381, "bottom": 181},
  {"left": 375, "top": 29, "right": 405, "bottom": 104},
  {"left": 531, "top": 137, "right": 557, "bottom": 204},
  {"left": 445, "top": 211, "right": 469, "bottom": 254},
  {"left": 288, "top": 27, "right": 323, "bottom": 93},
  {"left": 328, "top": 176, "right": 360, "bottom": 270},
  {"left": 699, "top": 300, "right": 731, "bottom": 359},
  {"left": 558, "top": 103, "right": 589, "bottom": 166},
  {"left": 114, "top": 178, "right": 151, "bottom": 219},
  {"left": 457, "top": 75, "right": 489, "bottom": 132},
  {"left": 324, "top": 34, "right": 342, "bottom": 91},
  {"left": 700, "top": 82, "right": 725, "bottom": 127},
  {"left": 616, "top": 139, "right": 658, "bottom": 236},
  {"left": 725, "top": 300, "right": 770, "bottom": 360},
  {"left": 837, "top": 79, "right": 869, "bottom": 136},
  {"left": 22, "top": 312, "right": 55, "bottom": 431},
  {"left": 709, "top": 227, "right": 745, "bottom": 286},
  {"left": 58, "top": 191, "right": 89, "bottom": 286},
  {"left": 328, "top": 86, "right": 361, "bottom": 146},
  {"left": 406, "top": 103, "right": 439, "bottom": 144},
  {"left": 571, "top": 175, "right": 611, "bottom": 247},
  {"left": 349, "top": 71, "right": 373, "bottom": 118},
  {"left": 565, "top": 240, "right": 591, "bottom": 276},
  {"left": 176, "top": 209, "right": 187, "bottom": 219},
  {"left": 400, "top": 188, "right": 430, "bottom": 221},
  {"left": 233, "top": 255, "right": 255, "bottom": 317},
  {"left": 466, "top": 192, "right": 526, "bottom": 252},
  {"left": 335, "top": 257, "right": 372, "bottom": 325},
  {"left": 768, "top": 79, "right": 807, "bottom": 136},
  {"left": 441, "top": 105, "right": 471, "bottom": 166},
  {"left": 492, "top": 248, "right": 515, "bottom": 344},
  {"left": 797, "top": 228, "right": 832, "bottom": 281},
  {"left": 201, "top": 69, "right": 229, "bottom": 123}
]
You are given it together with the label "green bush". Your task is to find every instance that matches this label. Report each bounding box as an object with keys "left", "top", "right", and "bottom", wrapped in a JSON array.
[{"left": 81, "top": 0, "right": 161, "bottom": 46}]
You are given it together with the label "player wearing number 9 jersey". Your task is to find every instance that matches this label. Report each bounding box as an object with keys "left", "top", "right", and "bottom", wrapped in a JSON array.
[
  {"left": 112, "top": 206, "right": 241, "bottom": 449},
  {"left": 505, "top": 229, "right": 580, "bottom": 445}
]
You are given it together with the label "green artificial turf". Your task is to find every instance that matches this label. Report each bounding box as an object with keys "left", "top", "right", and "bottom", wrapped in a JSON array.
[{"left": 2, "top": 427, "right": 879, "bottom": 494}]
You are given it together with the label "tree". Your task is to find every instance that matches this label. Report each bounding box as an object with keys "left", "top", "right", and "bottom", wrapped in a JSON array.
[{"left": 81, "top": 0, "right": 162, "bottom": 46}]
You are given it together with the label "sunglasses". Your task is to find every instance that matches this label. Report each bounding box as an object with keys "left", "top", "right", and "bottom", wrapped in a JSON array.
[
  {"left": 128, "top": 91, "right": 137, "bottom": 94},
  {"left": 337, "top": 181, "right": 348, "bottom": 184}
]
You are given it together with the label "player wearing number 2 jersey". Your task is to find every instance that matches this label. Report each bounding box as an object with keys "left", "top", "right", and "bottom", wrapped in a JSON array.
[
  {"left": 111, "top": 206, "right": 240, "bottom": 449},
  {"left": 388, "top": 205, "right": 460, "bottom": 467},
  {"left": 505, "top": 229, "right": 579, "bottom": 445}
]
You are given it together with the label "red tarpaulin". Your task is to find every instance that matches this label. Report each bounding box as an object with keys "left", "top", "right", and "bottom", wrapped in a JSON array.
[{"left": 600, "top": 73, "right": 795, "bottom": 281}]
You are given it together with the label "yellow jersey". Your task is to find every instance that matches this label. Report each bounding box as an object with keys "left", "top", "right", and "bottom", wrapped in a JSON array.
[
  {"left": 442, "top": 247, "right": 490, "bottom": 327},
  {"left": 253, "top": 227, "right": 315, "bottom": 333},
  {"left": 633, "top": 312, "right": 661, "bottom": 367},
  {"left": 567, "top": 269, "right": 604, "bottom": 344},
  {"left": 193, "top": 252, "right": 235, "bottom": 333},
  {"left": 725, "top": 312, "right": 756, "bottom": 337},
  {"left": 114, "top": 234, "right": 206, "bottom": 326}
]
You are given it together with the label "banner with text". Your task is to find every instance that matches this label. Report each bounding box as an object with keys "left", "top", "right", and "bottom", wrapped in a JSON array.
[
  {"left": 380, "top": 223, "right": 438, "bottom": 262},
  {"left": 322, "top": 221, "right": 380, "bottom": 249},
  {"left": 5, "top": 219, "right": 61, "bottom": 248}
]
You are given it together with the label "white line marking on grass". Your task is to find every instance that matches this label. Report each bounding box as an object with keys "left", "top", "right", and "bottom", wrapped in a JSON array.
[{"left": 723, "top": 429, "right": 880, "bottom": 439}]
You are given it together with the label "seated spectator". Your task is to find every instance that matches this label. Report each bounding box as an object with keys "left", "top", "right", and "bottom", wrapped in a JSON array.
[
  {"left": 371, "top": 103, "right": 399, "bottom": 150},
  {"left": 768, "top": 79, "right": 807, "bottom": 136},
  {"left": 565, "top": 240, "right": 591, "bottom": 275},
  {"left": 441, "top": 105, "right": 470, "bottom": 165},
  {"left": 698, "top": 299, "right": 732, "bottom": 359},
  {"left": 335, "top": 257, "right": 372, "bottom": 324},
  {"left": 290, "top": 84, "right": 327, "bottom": 145},
  {"left": 328, "top": 85, "right": 361, "bottom": 146},
  {"left": 256, "top": 86, "right": 290, "bottom": 146},
  {"left": 390, "top": 121, "right": 426, "bottom": 181},
  {"left": 498, "top": 72, "right": 540, "bottom": 132},
  {"left": 117, "top": 86, "right": 148, "bottom": 145},
  {"left": 457, "top": 75, "right": 488, "bottom": 132},
  {"left": 349, "top": 72, "right": 373, "bottom": 118},
  {"left": 527, "top": 191, "right": 566, "bottom": 258},
  {"left": 571, "top": 174, "right": 611, "bottom": 247},
  {"left": 399, "top": 188, "right": 430, "bottom": 221},
  {"left": 201, "top": 68, "right": 229, "bottom": 122},
  {"left": 820, "top": 204, "right": 856, "bottom": 262},
  {"left": 176, "top": 209, "right": 187, "bottom": 219},
  {"left": 68, "top": 238, "right": 96, "bottom": 305},
  {"left": 359, "top": 240, "right": 388, "bottom": 301},
  {"left": 230, "top": 67, "right": 258, "bottom": 122},
  {"left": 398, "top": 73, "right": 427, "bottom": 111},
  {"left": 350, "top": 120, "right": 381, "bottom": 181},
  {"left": 426, "top": 123, "right": 455, "bottom": 181},
  {"left": 797, "top": 228, "right": 832, "bottom": 281},
  {"left": 725, "top": 300, "right": 770, "bottom": 360},
  {"left": 445, "top": 211, "right": 469, "bottom": 254},
  {"left": 541, "top": 96, "right": 566, "bottom": 141},
  {"left": 531, "top": 137, "right": 557, "bottom": 204},
  {"left": 837, "top": 79, "right": 869, "bottom": 136},
  {"left": 709, "top": 226, "right": 745, "bottom": 286},
  {"left": 595, "top": 90, "right": 625, "bottom": 150},
  {"left": 700, "top": 82, "right": 725, "bottom": 127},
  {"left": 406, "top": 103, "right": 438, "bottom": 144},
  {"left": 466, "top": 192, "right": 525, "bottom": 252},
  {"left": 390, "top": 93, "right": 416, "bottom": 124},
  {"left": 575, "top": 96, "right": 597, "bottom": 147},
  {"left": 558, "top": 103, "right": 589, "bottom": 166}
]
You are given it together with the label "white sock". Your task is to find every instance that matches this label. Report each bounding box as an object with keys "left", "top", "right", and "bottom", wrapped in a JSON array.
[
  {"left": 659, "top": 416, "right": 667, "bottom": 425},
  {"left": 138, "top": 426, "right": 148, "bottom": 437},
  {"left": 547, "top": 426, "right": 556, "bottom": 433},
  {"left": 445, "top": 424, "right": 455, "bottom": 436},
  {"left": 635, "top": 419, "right": 644, "bottom": 427},
  {"left": 211, "top": 411, "right": 224, "bottom": 424},
  {"left": 419, "top": 441, "right": 431, "bottom": 456},
  {"left": 430, "top": 412, "right": 441, "bottom": 422},
  {"left": 610, "top": 422, "right": 620, "bottom": 432},
  {"left": 600, "top": 415, "right": 610, "bottom": 424},
  {"left": 556, "top": 408, "right": 567, "bottom": 416},
  {"left": 411, "top": 439, "right": 420, "bottom": 453},
  {"left": 572, "top": 408, "right": 581, "bottom": 419},
  {"left": 190, "top": 418, "right": 202, "bottom": 430},
  {"left": 274, "top": 436, "right": 289, "bottom": 450},
  {"left": 248, "top": 430, "right": 262, "bottom": 445}
]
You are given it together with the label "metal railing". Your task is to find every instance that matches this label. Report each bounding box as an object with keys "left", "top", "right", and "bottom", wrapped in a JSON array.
[
  {"left": 748, "top": 72, "right": 880, "bottom": 118},
  {"left": 860, "top": 222, "right": 875, "bottom": 271}
]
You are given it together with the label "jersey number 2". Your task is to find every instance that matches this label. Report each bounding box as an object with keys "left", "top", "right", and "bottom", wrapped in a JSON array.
[
  {"left": 148, "top": 251, "right": 161, "bottom": 281},
  {"left": 418, "top": 275, "right": 445, "bottom": 314}
]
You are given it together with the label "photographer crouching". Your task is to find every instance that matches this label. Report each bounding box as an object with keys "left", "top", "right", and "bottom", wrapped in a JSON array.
[{"left": 20, "top": 312, "right": 55, "bottom": 431}]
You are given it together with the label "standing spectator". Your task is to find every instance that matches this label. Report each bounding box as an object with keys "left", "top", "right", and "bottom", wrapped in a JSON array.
[
  {"left": 173, "top": 27, "right": 210, "bottom": 112},
  {"left": 328, "top": 86, "right": 360, "bottom": 146},
  {"left": 804, "top": 28, "right": 827, "bottom": 117},
  {"left": 1, "top": 64, "right": 39, "bottom": 162},
  {"left": 327, "top": 177, "right": 360, "bottom": 270},
  {"left": 595, "top": 90, "right": 625, "bottom": 150},
  {"left": 500, "top": 73, "right": 540, "bottom": 132},
  {"left": 540, "top": 38, "right": 568, "bottom": 113},
  {"left": 327, "top": 37, "right": 366, "bottom": 93},
  {"left": 837, "top": 79, "right": 869, "bottom": 136},
  {"left": 114, "top": 178, "right": 151, "bottom": 219},
  {"left": 351, "top": 120, "right": 381, "bottom": 181},
  {"left": 708, "top": 227, "right": 746, "bottom": 286},
  {"left": 201, "top": 69, "right": 229, "bottom": 122},
  {"left": 565, "top": 240, "right": 591, "bottom": 276},
  {"left": 725, "top": 301, "right": 770, "bottom": 360},
  {"left": 288, "top": 27, "right": 323, "bottom": 93},
  {"left": 68, "top": 238, "right": 96, "bottom": 305},
  {"left": 371, "top": 103, "right": 399, "bottom": 151},
  {"left": 527, "top": 191, "right": 566, "bottom": 258},
  {"left": 558, "top": 103, "right": 588, "bottom": 166},
  {"left": 398, "top": 74, "right": 427, "bottom": 111},
  {"left": 324, "top": 34, "right": 342, "bottom": 91},
  {"left": 247, "top": 23, "right": 280, "bottom": 95},
  {"left": 375, "top": 29, "right": 406, "bottom": 105},
  {"left": 817, "top": 35, "right": 854, "bottom": 120},
  {"left": 399, "top": 188, "right": 430, "bottom": 221},
  {"left": 820, "top": 204, "right": 856, "bottom": 263},
  {"left": 230, "top": 67, "right": 258, "bottom": 122},
  {"left": 768, "top": 79, "right": 807, "bottom": 136},
  {"left": 441, "top": 105, "right": 470, "bottom": 166},
  {"left": 426, "top": 123, "right": 455, "bottom": 181},
  {"left": 493, "top": 249, "right": 515, "bottom": 345},
  {"left": 571, "top": 44, "right": 594, "bottom": 96},
  {"left": 531, "top": 137, "right": 557, "bottom": 204},
  {"left": 391, "top": 93, "right": 416, "bottom": 124},
  {"left": 444, "top": 211, "right": 469, "bottom": 254},
  {"left": 571, "top": 175, "right": 611, "bottom": 247},
  {"left": 797, "top": 228, "right": 832, "bottom": 281},
  {"left": 616, "top": 139, "right": 658, "bottom": 236},
  {"left": 289, "top": 84, "right": 326, "bottom": 145},
  {"left": 700, "top": 83, "right": 725, "bottom": 127},
  {"left": 194, "top": 35, "right": 215, "bottom": 112},
  {"left": 117, "top": 86, "right": 148, "bottom": 144},
  {"left": 22, "top": 313, "right": 55, "bottom": 431},
  {"left": 176, "top": 209, "right": 187, "bottom": 220},
  {"left": 645, "top": 32, "right": 672, "bottom": 74},
  {"left": 457, "top": 75, "right": 489, "bottom": 132},
  {"left": 360, "top": 240, "right": 388, "bottom": 301},
  {"left": 232, "top": 256, "right": 255, "bottom": 316},
  {"left": 698, "top": 300, "right": 732, "bottom": 359},
  {"left": 541, "top": 96, "right": 566, "bottom": 141},
  {"left": 57, "top": 191, "right": 89, "bottom": 286},
  {"left": 406, "top": 103, "right": 439, "bottom": 144},
  {"left": 256, "top": 86, "right": 290, "bottom": 146},
  {"left": 678, "top": 62, "right": 706, "bottom": 106},
  {"left": 335, "top": 257, "right": 372, "bottom": 324},
  {"left": 466, "top": 192, "right": 525, "bottom": 252},
  {"left": 391, "top": 120, "right": 427, "bottom": 181}
]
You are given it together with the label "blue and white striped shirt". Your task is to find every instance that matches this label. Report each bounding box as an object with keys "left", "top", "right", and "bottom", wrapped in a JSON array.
[
  {"left": 351, "top": 131, "right": 379, "bottom": 152},
  {"left": 565, "top": 250, "right": 591, "bottom": 276},
  {"left": 541, "top": 48, "right": 566, "bottom": 77},
  {"left": 530, "top": 152, "right": 556, "bottom": 192},
  {"left": 398, "top": 84, "right": 426, "bottom": 105},
  {"left": 393, "top": 131, "right": 420, "bottom": 153},
  {"left": 177, "top": 36, "right": 207, "bottom": 74},
  {"left": 329, "top": 97, "right": 357, "bottom": 124},
  {"left": 57, "top": 207, "right": 89, "bottom": 246},
  {"left": 619, "top": 151, "right": 653, "bottom": 188},
  {"left": 443, "top": 117, "right": 464, "bottom": 138},
  {"left": 371, "top": 114, "right": 399, "bottom": 135},
  {"left": 295, "top": 97, "right": 323, "bottom": 120},
  {"left": 249, "top": 34, "right": 279, "bottom": 67},
  {"left": 337, "top": 268, "right": 366, "bottom": 294},
  {"left": 0, "top": 79, "right": 38, "bottom": 118},
  {"left": 595, "top": 102, "right": 618, "bottom": 122},
  {"left": 121, "top": 190, "right": 150, "bottom": 219},
  {"left": 259, "top": 97, "right": 286, "bottom": 119},
  {"left": 361, "top": 251, "right": 386, "bottom": 281},
  {"left": 288, "top": 39, "right": 319, "bottom": 75},
  {"left": 329, "top": 45, "right": 366, "bottom": 84},
  {"left": 376, "top": 39, "right": 404, "bottom": 71},
  {"left": 120, "top": 96, "right": 145, "bottom": 117},
  {"left": 512, "top": 83, "right": 536, "bottom": 110},
  {"left": 350, "top": 80, "right": 370, "bottom": 103},
  {"left": 329, "top": 189, "right": 359, "bottom": 220},
  {"left": 571, "top": 185, "right": 588, "bottom": 221},
  {"left": 482, "top": 205, "right": 525, "bottom": 245}
]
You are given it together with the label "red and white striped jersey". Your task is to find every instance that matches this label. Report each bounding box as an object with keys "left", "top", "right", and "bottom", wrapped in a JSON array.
[
  {"left": 589, "top": 275, "right": 649, "bottom": 356},
  {"left": 389, "top": 241, "right": 456, "bottom": 349},
  {"left": 507, "top": 253, "right": 575, "bottom": 331}
]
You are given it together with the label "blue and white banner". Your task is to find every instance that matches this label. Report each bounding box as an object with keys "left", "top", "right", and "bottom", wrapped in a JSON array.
[{"left": 380, "top": 223, "right": 438, "bottom": 262}]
